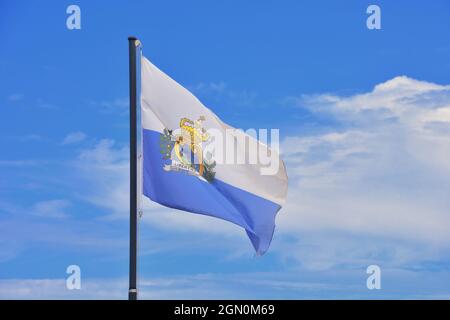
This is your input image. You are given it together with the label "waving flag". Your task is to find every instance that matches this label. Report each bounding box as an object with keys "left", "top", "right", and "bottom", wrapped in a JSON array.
[{"left": 140, "top": 56, "right": 288, "bottom": 254}]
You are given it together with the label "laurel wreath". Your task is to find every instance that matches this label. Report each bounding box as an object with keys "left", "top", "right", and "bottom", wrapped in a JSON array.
[{"left": 159, "top": 128, "right": 216, "bottom": 182}]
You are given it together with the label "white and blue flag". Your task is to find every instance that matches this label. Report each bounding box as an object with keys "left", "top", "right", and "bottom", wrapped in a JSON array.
[{"left": 140, "top": 56, "right": 288, "bottom": 254}]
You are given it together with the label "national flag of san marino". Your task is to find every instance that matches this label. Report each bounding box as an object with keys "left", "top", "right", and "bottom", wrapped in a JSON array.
[{"left": 140, "top": 55, "right": 288, "bottom": 255}]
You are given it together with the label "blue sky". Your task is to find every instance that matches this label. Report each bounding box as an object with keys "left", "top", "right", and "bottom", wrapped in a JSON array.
[{"left": 1, "top": 0, "right": 450, "bottom": 299}]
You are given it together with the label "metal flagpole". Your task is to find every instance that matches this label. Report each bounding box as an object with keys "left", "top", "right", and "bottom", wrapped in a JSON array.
[{"left": 128, "top": 36, "right": 139, "bottom": 300}]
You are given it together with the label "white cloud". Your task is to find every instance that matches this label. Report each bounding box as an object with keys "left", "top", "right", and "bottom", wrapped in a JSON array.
[
  {"left": 189, "top": 81, "right": 258, "bottom": 107},
  {"left": 0, "top": 160, "right": 44, "bottom": 167},
  {"left": 298, "top": 76, "right": 450, "bottom": 127},
  {"left": 63, "top": 131, "right": 87, "bottom": 145},
  {"left": 7, "top": 94, "right": 23, "bottom": 102},
  {"left": 189, "top": 81, "right": 227, "bottom": 94},
  {"left": 32, "top": 199, "right": 71, "bottom": 218},
  {"left": 0, "top": 208, "right": 128, "bottom": 263},
  {"left": 36, "top": 98, "right": 57, "bottom": 109},
  {"left": 277, "top": 76, "right": 450, "bottom": 269},
  {"left": 0, "top": 276, "right": 235, "bottom": 300},
  {"left": 91, "top": 98, "right": 129, "bottom": 115},
  {"left": 0, "top": 278, "right": 124, "bottom": 300},
  {"left": 3, "top": 269, "right": 450, "bottom": 299},
  {"left": 74, "top": 139, "right": 129, "bottom": 218},
  {"left": 20, "top": 134, "right": 43, "bottom": 142}
]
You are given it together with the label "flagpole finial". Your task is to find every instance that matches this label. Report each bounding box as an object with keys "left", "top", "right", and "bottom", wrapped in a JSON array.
[{"left": 128, "top": 36, "right": 141, "bottom": 47}]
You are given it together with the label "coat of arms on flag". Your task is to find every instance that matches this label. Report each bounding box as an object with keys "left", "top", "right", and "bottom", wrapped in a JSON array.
[{"left": 159, "top": 116, "right": 216, "bottom": 182}]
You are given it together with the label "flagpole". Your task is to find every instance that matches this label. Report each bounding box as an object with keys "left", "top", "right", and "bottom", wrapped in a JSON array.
[{"left": 128, "top": 36, "right": 139, "bottom": 301}]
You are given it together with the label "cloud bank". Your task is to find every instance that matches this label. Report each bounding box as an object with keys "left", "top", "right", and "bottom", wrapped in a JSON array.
[{"left": 278, "top": 76, "right": 450, "bottom": 269}]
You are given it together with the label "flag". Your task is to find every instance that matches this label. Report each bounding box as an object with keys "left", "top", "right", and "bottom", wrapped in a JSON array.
[{"left": 140, "top": 56, "right": 288, "bottom": 255}]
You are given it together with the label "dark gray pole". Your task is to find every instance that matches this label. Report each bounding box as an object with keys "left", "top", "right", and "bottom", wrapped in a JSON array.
[{"left": 128, "top": 36, "right": 138, "bottom": 301}]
